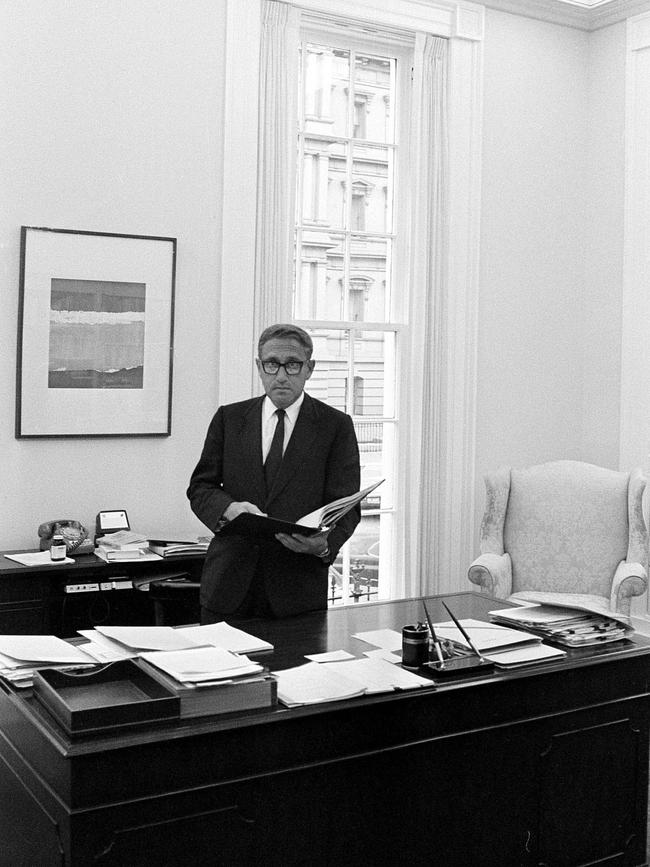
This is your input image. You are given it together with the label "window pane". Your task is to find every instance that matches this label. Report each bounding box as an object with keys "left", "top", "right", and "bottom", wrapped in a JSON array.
[
  {"left": 295, "top": 232, "right": 345, "bottom": 320},
  {"left": 342, "top": 512, "right": 384, "bottom": 603},
  {"left": 304, "top": 45, "right": 349, "bottom": 137},
  {"left": 353, "top": 330, "right": 396, "bottom": 417},
  {"left": 305, "top": 327, "right": 350, "bottom": 412},
  {"left": 353, "top": 54, "right": 394, "bottom": 144},
  {"left": 300, "top": 138, "right": 347, "bottom": 227},
  {"left": 349, "top": 237, "right": 390, "bottom": 323},
  {"left": 352, "top": 144, "right": 392, "bottom": 234}
]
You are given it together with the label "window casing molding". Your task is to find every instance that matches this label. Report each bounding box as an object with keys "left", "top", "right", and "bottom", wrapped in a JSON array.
[{"left": 621, "top": 10, "right": 650, "bottom": 474}]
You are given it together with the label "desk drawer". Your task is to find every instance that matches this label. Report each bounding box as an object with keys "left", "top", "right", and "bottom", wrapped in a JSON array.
[
  {"left": 0, "top": 601, "right": 46, "bottom": 633},
  {"left": 0, "top": 574, "right": 49, "bottom": 605}
]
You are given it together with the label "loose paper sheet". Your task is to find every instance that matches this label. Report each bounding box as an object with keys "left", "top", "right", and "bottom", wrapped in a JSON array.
[
  {"left": 5, "top": 552, "right": 74, "bottom": 566},
  {"left": 0, "top": 635, "right": 95, "bottom": 664},
  {"left": 94, "top": 626, "right": 205, "bottom": 652},
  {"left": 177, "top": 622, "right": 273, "bottom": 654},
  {"left": 351, "top": 629, "right": 403, "bottom": 652},
  {"left": 305, "top": 649, "right": 356, "bottom": 662}
]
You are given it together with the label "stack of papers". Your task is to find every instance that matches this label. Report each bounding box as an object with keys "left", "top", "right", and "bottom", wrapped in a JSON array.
[
  {"left": 489, "top": 604, "right": 631, "bottom": 647},
  {"left": 4, "top": 551, "right": 75, "bottom": 567},
  {"left": 432, "top": 618, "right": 541, "bottom": 653},
  {"left": 98, "top": 530, "right": 149, "bottom": 549},
  {"left": 481, "top": 644, "right": 566, "bottom": 668},
  {"left": 95, "top": 546, "right": 162, "bottom": 563},
  {"left": 78, "top": 623, "right": 273, "bottom": 663},
  {"left": 0, "top": 635, "right": 95, "bottom": 687},
  {"left": 272, "top": 658, "right": 431, "bottom": 707},
  {"left": 140, "top": 647, "right": 263, "bottom": 683}
]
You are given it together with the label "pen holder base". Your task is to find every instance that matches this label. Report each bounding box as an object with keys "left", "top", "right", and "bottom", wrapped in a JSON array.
[{"left": 421, "top": 656, "right": 495, "bottom": 678}]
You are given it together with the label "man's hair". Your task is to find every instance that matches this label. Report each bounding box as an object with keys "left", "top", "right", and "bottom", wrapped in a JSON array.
[{"left": 258, "top": 323, "right": 313, "bottom": 359}]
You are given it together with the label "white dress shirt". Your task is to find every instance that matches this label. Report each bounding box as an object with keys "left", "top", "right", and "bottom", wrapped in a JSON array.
[{"left": 261, "top": 392, "right": 305, "bottom": 462}]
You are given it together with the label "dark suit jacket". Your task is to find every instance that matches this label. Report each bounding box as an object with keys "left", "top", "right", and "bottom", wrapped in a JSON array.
[{"left": 187, "top": 394, "right": 361, "bottom": 617}]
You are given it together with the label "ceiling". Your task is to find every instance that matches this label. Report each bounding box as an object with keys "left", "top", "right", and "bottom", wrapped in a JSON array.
[
  {"left": 555, "top": 0, "right": 617, "bottom": 7},
  {"left": 480, "top": 0, "right": 650, "bottom": 30}
]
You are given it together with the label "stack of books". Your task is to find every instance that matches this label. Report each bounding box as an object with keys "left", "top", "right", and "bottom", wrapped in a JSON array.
[
  {"left": 95, "top": 530, "right": 161, "bottom": 562},
  {"left": 148, "top": 537, "right": 211, "bottom": 558}
]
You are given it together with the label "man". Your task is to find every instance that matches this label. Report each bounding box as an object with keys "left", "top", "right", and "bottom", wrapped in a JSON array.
[{"left": 187, "top": 323, "right": 361, "bottom": 622}]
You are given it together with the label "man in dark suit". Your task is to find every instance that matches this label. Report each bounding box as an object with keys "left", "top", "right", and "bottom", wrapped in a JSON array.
[{"left": 187, "top": 323, "right": 361, "bottom": 622}]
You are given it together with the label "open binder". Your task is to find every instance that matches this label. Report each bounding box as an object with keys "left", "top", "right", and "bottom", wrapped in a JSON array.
[{"left": 217, "top": 479, "right": 384, "bottom": 540}]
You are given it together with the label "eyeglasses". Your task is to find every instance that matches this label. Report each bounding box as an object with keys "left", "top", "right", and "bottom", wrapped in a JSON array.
[{"left": 260, "top": 360, "right": 305, "bottom": 376}]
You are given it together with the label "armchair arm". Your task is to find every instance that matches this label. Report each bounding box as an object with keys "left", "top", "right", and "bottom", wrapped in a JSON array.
[
  {"left": 610, "top": 560, "right": 648, "bottom": 616},
  {"left": 468, "top": 552, "right": 512, "bottom": 599}
]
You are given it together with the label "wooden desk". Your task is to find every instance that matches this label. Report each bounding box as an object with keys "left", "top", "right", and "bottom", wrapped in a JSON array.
[
  {"left": 0, "top": 592, "right": 648, "bottom": 866},
  {"left": 0, "top": 551, "right": 204, "bottom": 636}
]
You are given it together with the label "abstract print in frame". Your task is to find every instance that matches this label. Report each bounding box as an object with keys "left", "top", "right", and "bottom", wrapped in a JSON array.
[{"left": 16, "top": 227, "right": 176, "bottom": 437}]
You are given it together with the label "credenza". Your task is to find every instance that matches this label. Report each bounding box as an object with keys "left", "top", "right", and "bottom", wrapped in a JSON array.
[
  {"left": 0, "top": 550, "right": 204, "bottom": 636},
  {"left": 0, "top": 591, "right": 647, "bottom": 866}
]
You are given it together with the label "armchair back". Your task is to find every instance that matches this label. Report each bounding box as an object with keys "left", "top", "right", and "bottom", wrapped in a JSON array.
[{"left": 504, "top": 461, "right": 630, "bottom": 597}]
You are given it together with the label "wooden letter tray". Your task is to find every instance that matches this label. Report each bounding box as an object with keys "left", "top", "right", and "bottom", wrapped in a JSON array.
[{"left": 32, "top": 659, "right": 180, "bottom": 735}]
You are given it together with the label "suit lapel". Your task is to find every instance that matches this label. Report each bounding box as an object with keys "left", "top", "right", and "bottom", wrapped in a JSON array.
[
  {"left": 239, "top": 397, "right": 266, "bottom": 507},
  {"left": 265, "top": 394, "right": 320, "bottom": 508}
]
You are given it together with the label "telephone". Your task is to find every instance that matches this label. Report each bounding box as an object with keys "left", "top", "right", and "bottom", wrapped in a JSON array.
[{"left": 38, "top": 520, "right": 94, "bottom": 557}]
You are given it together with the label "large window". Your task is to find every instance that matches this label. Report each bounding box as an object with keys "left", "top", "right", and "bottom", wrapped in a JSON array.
[{"left": 294, "top": 28, "right": 411, "bottom": 605}]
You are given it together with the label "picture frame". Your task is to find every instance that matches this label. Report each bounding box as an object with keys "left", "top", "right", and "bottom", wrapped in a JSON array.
[{"left": 16, "top": 226, "right": 176, "bottom": 438}]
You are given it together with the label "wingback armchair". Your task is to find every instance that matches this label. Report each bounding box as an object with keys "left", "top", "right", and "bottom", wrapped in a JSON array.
[{"left": 467, "top": 460, "right": 648, "bottom": 616}]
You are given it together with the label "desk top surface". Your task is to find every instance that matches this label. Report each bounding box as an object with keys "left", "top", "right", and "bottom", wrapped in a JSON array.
[
  {"left": 246, "top": 590, "right": 650, "bottom": 673},
  {"left": 4, "top": 590, "right": 650, "bottom": 758},
  {"left": 0, "top": 549, "right": 205, "bottom": 575}
]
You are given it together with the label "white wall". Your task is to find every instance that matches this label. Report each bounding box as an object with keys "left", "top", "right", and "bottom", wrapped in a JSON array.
[
  {"left": 0, "top": 1, "right": 633, "bottom": 564},
  {"left": 583, "top": 21, "right": 626, "bottom": 468},
  {"left": 474, "top": 9, "right": 626, "bottom": 539},
  {"left": 0, "top": 0, "right": 226, "bottom": 547}
]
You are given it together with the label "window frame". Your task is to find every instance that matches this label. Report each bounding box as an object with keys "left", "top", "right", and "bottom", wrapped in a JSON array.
[{"left": 295, "top": 24, "right": 412, "bottom": 603}]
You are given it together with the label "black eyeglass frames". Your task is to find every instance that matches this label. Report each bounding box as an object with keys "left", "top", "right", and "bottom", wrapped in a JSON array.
[{"left": 259, "top": 360, "right": 305, "bottom": 376}]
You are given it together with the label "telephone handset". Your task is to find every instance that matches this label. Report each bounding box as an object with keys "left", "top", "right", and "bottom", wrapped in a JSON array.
[{"left": 38, "top": 520, "right": 94, "bottom": 556}]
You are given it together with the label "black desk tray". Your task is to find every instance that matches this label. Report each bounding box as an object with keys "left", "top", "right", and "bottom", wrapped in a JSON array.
[{"left": 32, "top": 659, "right": 180, "bottom": 735}]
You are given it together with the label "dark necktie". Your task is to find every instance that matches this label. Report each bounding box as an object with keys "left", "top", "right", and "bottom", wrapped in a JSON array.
[{"left": 264, "top": 409, "right": 286, "bottom": 491}]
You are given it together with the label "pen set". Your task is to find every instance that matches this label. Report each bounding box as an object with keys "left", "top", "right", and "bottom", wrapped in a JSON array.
[{"left": 401, "top": 601, "right": 495, "bottom": 678}]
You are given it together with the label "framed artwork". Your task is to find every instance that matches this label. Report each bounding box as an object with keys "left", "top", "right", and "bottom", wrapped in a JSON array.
[{"left": 16, "top": 226, "right": 176, "bottom": 438}]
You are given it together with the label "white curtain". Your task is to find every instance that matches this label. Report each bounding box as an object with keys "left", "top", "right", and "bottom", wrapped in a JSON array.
[
  {"left": 401, "top": 34, "right": 449, "bottom": 598},
  {"left": 254, "top": 0, "right": 300, "bottom": 335}
]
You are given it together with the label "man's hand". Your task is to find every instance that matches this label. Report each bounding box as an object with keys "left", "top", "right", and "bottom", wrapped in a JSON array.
[
  {"left": 275, "top": 528, "right": 331, "bottom": 559},
  {"left": 223, "top": 502, "right": 265, "bottom": 521}
]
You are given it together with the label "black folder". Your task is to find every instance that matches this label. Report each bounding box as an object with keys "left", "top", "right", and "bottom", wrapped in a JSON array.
[{"left": 216, "top": 513, "right": 321, "bottom": 540}]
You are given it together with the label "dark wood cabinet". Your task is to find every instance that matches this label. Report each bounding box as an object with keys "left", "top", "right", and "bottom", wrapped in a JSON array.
[
  {"left": 0, "top": 592, "right": 647, "bottom": 866},
  {"left": 0, "top": 551, "right": 204, "bottom": 636}
]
